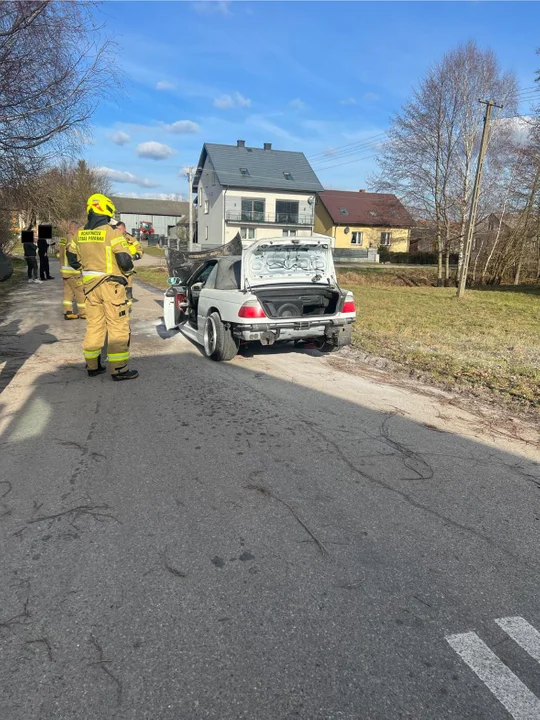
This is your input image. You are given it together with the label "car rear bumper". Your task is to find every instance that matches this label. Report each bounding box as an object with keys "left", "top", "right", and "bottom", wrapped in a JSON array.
[{"left": 233, "top": 316, "right": 355, "bottom": 342}]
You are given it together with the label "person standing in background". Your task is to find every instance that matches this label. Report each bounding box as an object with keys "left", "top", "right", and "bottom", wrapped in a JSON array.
[
  {"left": 22, "top": 231, "right": 41, "bottom": 284},
  {"left": 37, "top": 224, "right": 54, "bottom": 281},
  {"left": 58, "top": 221, "right": 86, "bottom": 319},
  {"left": 114, "top": 221, "right": 143, "bottom": 310}
]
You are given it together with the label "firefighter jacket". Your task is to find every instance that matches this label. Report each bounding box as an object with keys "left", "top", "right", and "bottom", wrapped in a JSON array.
[
  {"left": 58, "top": 236, "right": 82, "bottom": 279},
  {"left": 69, "top": 223, "right": 134, "bottom": 292},
  {"left": 125, "top": 233, "right": 144, "bottom": 258}
]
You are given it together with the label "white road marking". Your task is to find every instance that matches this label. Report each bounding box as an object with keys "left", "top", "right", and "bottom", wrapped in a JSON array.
[
  {"left": 496, "top": 617, "right": 540, "bottom": 664},
  {"left": 446, "top": 631, "right": 540, "bottom": 720}
]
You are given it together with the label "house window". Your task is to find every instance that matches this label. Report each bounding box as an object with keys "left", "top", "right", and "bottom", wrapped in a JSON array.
[
  {"left": 351, "top": 231, "right": 363, "bottom": 245},
  {"left": 205, "top": 226, "right": 208, "bottom": 241},
  {"left": 282, "top": 229, "right": 297, "bottom": 237},
  {"left": 240, "top": 227, "right": 255, "bottom": 240},
  {"left": 204, "top": 199, "right": 209, "bottom": 214},
  {"left": 240, "top": 168, "right": 250, "bottom": 176},
  {"left": 380, "top": 231, "right": 392, "bottom": 246},
  {"left": 283, "top": 172, "right": 293, "bottom": 181},
  {"left": 340, "top": 208, "right": 349, "bottom": 216},
  {"left": 276, "top": 200, "right": 299, "bottom": 224},
  {"left": 241, "top": 198, "right": 265, "bottom": 222}
]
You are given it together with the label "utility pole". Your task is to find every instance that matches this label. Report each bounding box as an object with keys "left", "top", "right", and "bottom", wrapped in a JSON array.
[
  {"left": 185, "top": 166, "right": 194, "bottom": 252},
  {"left": 457, "top": 99, "right": 502, "bottom": 298}
]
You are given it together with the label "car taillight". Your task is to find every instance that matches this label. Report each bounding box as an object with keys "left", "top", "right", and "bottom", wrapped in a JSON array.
[
  {"left": 342, "top": 297, "right": 356, "bottom": 313},
  {"left": 238, "top": 301, "right": 266, "bottom": 319},
  {"left": 175, "top": 293, "right": 186, "bottom": 310}
]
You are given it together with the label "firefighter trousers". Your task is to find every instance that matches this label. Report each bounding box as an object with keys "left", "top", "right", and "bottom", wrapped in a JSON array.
[
  {"left": 82, "top": 281, "right": 131, "bottom": 374},
  {"left": 63, "top": 277, "right": 86, "bottom": 316}
]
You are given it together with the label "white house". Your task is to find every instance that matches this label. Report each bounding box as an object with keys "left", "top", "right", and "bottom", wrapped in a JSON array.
[
  {"left": 112, "top": 197, "right": 189, "bottom": 237},
  {"left": 193, "top": 141, "right": 325, "bottom": 248}
]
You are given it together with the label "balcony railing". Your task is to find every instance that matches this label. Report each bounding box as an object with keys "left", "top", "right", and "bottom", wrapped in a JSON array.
[{"left": 225, "top": 211, "right": 314, "bottom": 226}]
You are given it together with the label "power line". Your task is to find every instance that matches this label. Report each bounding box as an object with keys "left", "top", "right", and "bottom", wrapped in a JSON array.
[
  {"left": 307, "top": 132, "right": 386, "bottom": 161},
  {"left": 311, "top": 138, "right": 386, "bottom": 167},
  {"left": 314, "top": 152, "right": 378, "bottom": 172}
]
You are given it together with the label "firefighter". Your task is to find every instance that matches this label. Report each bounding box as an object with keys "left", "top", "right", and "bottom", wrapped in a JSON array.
[
  {"left": 59, "top": 221, "right": 86, "bottom": 320},
  {"left": 68, "top": 194, "right": 138, "bottom": 381},
  {"left": 114, "top": 221, "right": 143, "bottom": 309}
]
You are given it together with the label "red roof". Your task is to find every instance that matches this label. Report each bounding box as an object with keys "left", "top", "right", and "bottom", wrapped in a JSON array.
[{"left": 318, "top": 190, "right": 413, "bottom": 228}]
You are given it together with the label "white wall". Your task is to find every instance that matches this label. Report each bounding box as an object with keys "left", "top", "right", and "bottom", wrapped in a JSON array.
[
  {"left": 197, "top": 158, "right": 225, "bottom": 247},
  {"left": 118, "top": 213, "right": 185, "bottom": 236},
  {"left": 197, "top": 170, "right": 316, "bottom": 248}
]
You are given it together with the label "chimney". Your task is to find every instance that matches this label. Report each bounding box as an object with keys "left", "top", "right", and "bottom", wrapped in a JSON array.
[
  {"left": 237, "top": 140, "right": 245, "bottom": 148},
  {"left": 359, "top": 189, "right": 365, "bottom": 193},
  {"left": 264, "top": 142, "right": 272, "bottom": 151}
]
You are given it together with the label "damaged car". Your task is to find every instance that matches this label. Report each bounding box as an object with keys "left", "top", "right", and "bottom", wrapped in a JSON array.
[{"left": 163, "top": 234, "right": 356, "bottom": 361}]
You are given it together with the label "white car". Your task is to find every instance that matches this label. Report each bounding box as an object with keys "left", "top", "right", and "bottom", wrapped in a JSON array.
[{"left": 163, "top": 235, "right": 356, "bottom": 361}]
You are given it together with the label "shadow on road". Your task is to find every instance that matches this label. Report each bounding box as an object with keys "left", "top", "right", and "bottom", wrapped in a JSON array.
[
  {"left": 1, "top": 347, "right": 540, "bottom": 719},
  {"left": 0, "top": 321, "right": 58, "bottom": 395}
]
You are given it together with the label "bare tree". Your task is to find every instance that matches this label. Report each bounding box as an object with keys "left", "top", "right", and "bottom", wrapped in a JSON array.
[
  {"left": 13, "top": 160, "right": 112, "bottom": 231},
  {"left": 372, "top": 41, "right": 518, "bottom": 284},
  {"left": 0, "top": 1, "right": 118, "bottom": 186}
]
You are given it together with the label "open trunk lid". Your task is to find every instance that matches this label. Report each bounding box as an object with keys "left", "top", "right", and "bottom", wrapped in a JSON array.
[{"left": 242, "top": 236, "right": 336, "bottom": 289}]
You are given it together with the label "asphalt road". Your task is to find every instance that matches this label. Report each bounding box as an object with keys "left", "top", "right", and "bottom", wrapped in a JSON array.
[{"left": 1, "top": 262, "right": 540, "bottom": 720}]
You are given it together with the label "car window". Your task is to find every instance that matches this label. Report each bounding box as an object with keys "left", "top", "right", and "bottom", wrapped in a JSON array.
[
  {"left": 191, "top": 261, "right": 217, "bottom": 287},
  {"left": 203, "top": 263, "right": 218, "bottom": 289}
]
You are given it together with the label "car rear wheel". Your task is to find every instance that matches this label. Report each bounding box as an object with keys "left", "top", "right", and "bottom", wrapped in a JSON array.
[{"left": 203, "top": 312, "right": 238, "bottom": 361}]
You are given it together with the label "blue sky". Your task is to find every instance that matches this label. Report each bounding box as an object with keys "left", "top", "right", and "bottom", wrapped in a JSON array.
[{"left": 85, "top": 0, "right": 540, "bottom": 198}]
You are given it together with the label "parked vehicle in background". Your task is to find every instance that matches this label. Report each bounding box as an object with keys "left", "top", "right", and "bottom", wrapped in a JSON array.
[
  {"left": 163, "top": 234, "right": 356, "bottom": 361},
  {"left": 0, "top": 249, "right": 13, "bottom": 282}
]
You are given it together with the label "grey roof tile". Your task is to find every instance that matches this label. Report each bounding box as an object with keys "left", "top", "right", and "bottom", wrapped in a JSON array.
[{"left": 195, "top": 143, "right": 323, "bottom": 193}]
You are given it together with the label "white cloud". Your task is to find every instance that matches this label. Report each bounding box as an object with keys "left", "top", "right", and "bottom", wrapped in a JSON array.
[
  {"left": 156, "top": 80, "right": 175, "bottom": 91},
  {"left": 163, "top": 120, "right": 200, "bottom": 134},
  {"left": 96, "top": 167, "right": 159, "bottom": 189},
  {"left": 111, "top": 131, "right": 131, "bottom": 146},
  {"left": 362, "top": 92, "right": 379, "bottom": 103},
  {"left": 192, "top": 1, "right": 231, "bottom": 16},
  {"left": 136, "top": 141, "right": 176, "bottom": 160},
  {"left": 214, "top": 91, "right": 251, "bottom": 109},
  {"left": 340, "top": 98, "right": 358, "bottom": 106},
  {"left": 290, "top": 98, "right": 306, "bottom": 111}
]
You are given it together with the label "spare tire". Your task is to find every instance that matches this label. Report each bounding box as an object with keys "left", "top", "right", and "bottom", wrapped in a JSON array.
[{"left": 0, "top": 250, "right": 13, "bottom": 282}]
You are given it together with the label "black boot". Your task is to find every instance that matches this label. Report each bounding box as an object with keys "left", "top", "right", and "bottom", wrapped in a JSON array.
[
  {"left": 112, "top": 368, "right": 139, "bottom": 381},
  {"left": 87, "top": 360, "right": 106, "bottom": 377}
]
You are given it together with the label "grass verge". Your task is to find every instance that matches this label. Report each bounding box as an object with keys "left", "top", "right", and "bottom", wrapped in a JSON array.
[
  {"left": 143, "top": 245, "right": 166, "bottom": 258},
  {"left": 133, "top": 266, "right": 169, "bottom": 290},
  {"left": 338, "top": 273, "right": 540, "bottom": 406}
]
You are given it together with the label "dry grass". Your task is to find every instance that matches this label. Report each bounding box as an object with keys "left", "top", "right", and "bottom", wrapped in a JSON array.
[{"left": 338, "top": 269, "right": 540, "bottom": 405}]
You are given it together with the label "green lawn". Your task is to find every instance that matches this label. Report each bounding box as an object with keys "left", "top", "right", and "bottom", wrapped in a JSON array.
[
  {"left": 133, "top": 266, "right": 169, "bottom": 290},
  {"left": 342, "top": 276, "right": 540, "bottom": 405},
  {"left": 143, "top": 245, "right": 166, "bottom": 258}
]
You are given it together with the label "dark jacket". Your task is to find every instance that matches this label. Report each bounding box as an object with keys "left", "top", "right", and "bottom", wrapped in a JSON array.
[
  {"left": 23, "top": 242, "right": 37, "bottom": 258},
  {"left": 37, "top": 238, "right": 49, "bottom": 256}
]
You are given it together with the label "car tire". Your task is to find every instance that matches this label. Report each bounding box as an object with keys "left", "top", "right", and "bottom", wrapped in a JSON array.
[
  {"left": 203, "top": 312, "right": 238, "bottom": 361},
  {"left": 314, "top": 325, "right": 352, "bottom": 353}
]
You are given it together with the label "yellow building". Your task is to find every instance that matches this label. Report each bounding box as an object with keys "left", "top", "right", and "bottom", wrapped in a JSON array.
[{"left": 315, "top": 190, "right": 413, "bottom": 253}]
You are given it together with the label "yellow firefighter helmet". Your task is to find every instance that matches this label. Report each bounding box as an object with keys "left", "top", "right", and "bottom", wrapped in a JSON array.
[{"left": 87, "top": 193, "right": 116, "bottom": 217}]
